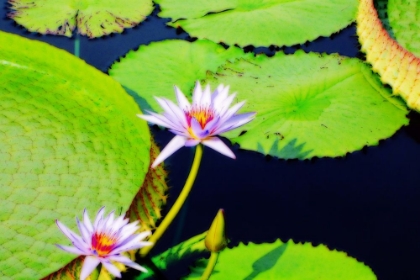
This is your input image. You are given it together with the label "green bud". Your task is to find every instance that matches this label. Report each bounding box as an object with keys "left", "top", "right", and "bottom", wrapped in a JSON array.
[{"left": 205, "top": 209, "right": 227, "bottom": 253}]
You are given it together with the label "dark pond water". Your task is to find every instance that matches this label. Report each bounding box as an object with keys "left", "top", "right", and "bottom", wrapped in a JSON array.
[{"left": 2, "top": 1, "right": 420, "bottom": 279}]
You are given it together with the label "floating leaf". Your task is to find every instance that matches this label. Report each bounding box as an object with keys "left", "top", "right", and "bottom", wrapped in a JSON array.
[
  {"left": 136, "top": 232, "right": 208, "bottom": 279},
  {"left": 126, "top": 137, "right": 169, "bottom": 231},
  {"left": 204, "top": 51, "right": 408, "bottom": 159},
  {"left": 357, "top": 0, "right": 420, "bottom": 111},
  {"left": 0, "top": 31, "right": 150, "bottom": 279},
  {"left": 388, "top": 0, "right": 420, "bottom": 57},
  {"left": 155, "top": 0, "right": 358, "bottom": 47},
  {"left": 8, "top": 0, "right": 154, "bottom": 38},
  {"left": 109, "top": 39, "right": 250, "bottom": 113},
  {"left": 184, "top": 240, "right": 377, "bottom": 279}
]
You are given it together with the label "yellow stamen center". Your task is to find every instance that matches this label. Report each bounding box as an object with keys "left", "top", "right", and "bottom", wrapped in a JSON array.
[{"left": 91, "top": 232, "right": 116, "bottom": 257}]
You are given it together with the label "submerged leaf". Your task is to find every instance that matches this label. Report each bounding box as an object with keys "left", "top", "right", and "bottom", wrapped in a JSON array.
[
  {"left": 184, "top": 240, "right": 377, "bottom": 279},
  {"left": 109, "top": 39, "right": 250, "bottom": 113},
  {"left": 8, "top": 0, "right": 154, "bottom": 38},
  {"left": 357, "top": 0, "right": 420, "bottom": 111},
  {"left": 155, "top": 0, "right": 358, "bottom": 47},
  {"left": 0, "top": 31, "right": 150, "bottom": 279},
  {"left": 205, "top": 51, "right": 408, "bottom": 159},
  {"left": 388, "top": 0, "right": 420, "bottom": 57}
]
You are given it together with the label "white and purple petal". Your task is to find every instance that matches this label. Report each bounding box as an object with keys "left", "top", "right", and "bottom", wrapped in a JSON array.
[
  {"left": 174, "top": 86, "right": 191, "bottom": 111},
  {"left": 80, "top": 256, "right": 101, "bottom": 280},
  {"left": 101, "top": 261, "right": 122, "bottom": 278},
  {"left": 56, "top": 244, "right": 87, "bottom": 255},
  {"left": 109, "top": 255, "right": 148, "bottom": 273},
  {"left": 151, "top": 135, "right": 188, "bottom": 168},
  {"left": 202, "top": 137, "right": 236, "bottom": 159}
]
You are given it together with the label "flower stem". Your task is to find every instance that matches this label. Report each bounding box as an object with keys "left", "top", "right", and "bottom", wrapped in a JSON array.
[
  {"left": 140, "top": 144, "right": 204, "bottom": 257},
  {"left": 201, "top": 252, "right": 219, "bottom": 280}
]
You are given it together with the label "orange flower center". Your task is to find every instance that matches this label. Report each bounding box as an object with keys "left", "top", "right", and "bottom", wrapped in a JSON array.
[
  {"left": 186, "top": 107, "right": 214, "bottom": 128},
  {"left": 91, "top": 232, "right": 116, "bottom": 257}
]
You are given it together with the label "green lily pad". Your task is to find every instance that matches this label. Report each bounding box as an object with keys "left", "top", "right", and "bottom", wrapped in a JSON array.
[
  {"left": 109, "top": 39, "right": 250, "bottom": 113},
  {"left": 0, "top": 31, "right": 150, "bottom": 279},
  {"left": 8, "top": 0, "right": 154, "bottom": 38},
  {"left": 388, "top": 0, "right": 420, "bottom": 57},
  {"left": 205, "top": 51, "right": 408, "bottom": 159},
  {"left": 126, "top": 138, "right": 169, "bottom": 231},
  {"left": 184, "top": 240, "right": 376, "bottom": 279},
  {"left": 155, "top": 0, "right": 358, "bottom": 47}
]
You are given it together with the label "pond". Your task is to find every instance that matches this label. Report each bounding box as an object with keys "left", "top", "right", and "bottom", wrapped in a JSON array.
[{"left": 1, "top": 0, "right": 420, "bottom": 279}]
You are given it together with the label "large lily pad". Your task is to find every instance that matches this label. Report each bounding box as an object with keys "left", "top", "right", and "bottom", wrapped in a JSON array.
[
  {"left": 357, "top": 0, "right": 420, "bottom": 111},
  {"left": 155, "top": 0, "right": 358, "bottom": 47},
  {"left": 185, "top": 240, "right": 376, "bottom": 279},
  {"left": 109, "top": 39, "right": 250, "bottom": 113},
  {"left": 126, "top": 137, "right": 169, "bottom": 231},
  {"left": 388, "top": 0, "right": 420, "bottom": 57},
  {"left": 205, "top": 51, "right": 408, "bottom": 159},
  {"left": 8, "top": 0, "right": 154, "bottom": 38},
  {"left": 0, "top": 31, "right": 151, "bottom": 279}
]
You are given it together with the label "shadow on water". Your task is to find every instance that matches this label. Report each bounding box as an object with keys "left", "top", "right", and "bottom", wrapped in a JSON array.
[
  {"left": 243, "top": 242, "right": 288, "bottom": 280},
  {"left": 257, "top": 138, "right": 313, "bottom": 159}
]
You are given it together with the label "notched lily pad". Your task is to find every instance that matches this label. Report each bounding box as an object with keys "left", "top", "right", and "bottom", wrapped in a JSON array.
[
  {"left": 126, "top": 137, "right": 169, "bottom": 231},
  {"left": 184, "top": 240, "right": 377, "bottom": 279},
  {"left": 109, "top": 39, "right": 251, "bottom": 113},
  {"left": 155, "top": 0, "right": 358, "bottom": 47},
  {"left": 0, "top": 31, "right": 150, "bottom": 279},
  {"left": 8, "top": 0, "right": 154, "bottom": 38},
  {"left": 205, "top": 50, "right": 408, "bottom": 159}
]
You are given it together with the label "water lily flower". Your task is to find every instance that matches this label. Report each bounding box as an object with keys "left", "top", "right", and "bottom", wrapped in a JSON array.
[
  {"left": 138, "top": 82, "right": 255, "bottom": 168},
  {"left": 56, "top": 207, "right": 152, "bottom": 280}
]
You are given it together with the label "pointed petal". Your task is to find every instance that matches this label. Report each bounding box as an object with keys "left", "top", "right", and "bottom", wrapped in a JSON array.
[
  {"left": 109, "top": 255, "right": 148, "bottom": 273},
  {"left": 155, "top": 97, "right": 188, "bottom": 128},
  {"left": 174, "top": 86, "right": 191, "bottom": 110},
  {"left": 192, "top": 81, "right": 203, "bottom": 106},
  {"left": 56, "top": 220, "right": 80, "bottom": 242},
  {"left": 94, "top": 207, "right": 105, "bottom": 229},
  {"left": 202, "top": 137, "right": 236, "bottom": 159},
  {"left": 217, "top": 92, "right": 237, "bottom": 116},
  {"left": 83, "top": 209, "right": 94, "bottom": 233},
  {"left": 77, "top": 218, "right": 91, "bottom": 245},
  {"left": 102, "top": 261, "right": 122, "bottom": 278},
  {"left": 213, "top": 112, "right": 256, "bottom": 135},
  {"left": 218, "top": 101, "right": 245, "bottom": 125},
  {"left": 105, "top": 211, "right": 115, "bottom": 232},
  {"left": 137, "top": 114, "right": 174, "bottom": 129},
  {"left": 212, "top": 85, "right": 230, "bottom": 109},
  {"left": 80, "top": 256, "right": 100, "bottom": 280},
  {"left": 169, "top": 128, "right": 190, "bottom": 138},
  {"left": 56, "top": 220, "right": 87, "bottom": 253},
  {"left": 201, "top": 84, "right": 211, "bottom": 106},
  {"left": 151, "top": 135, "right": 187, "bottom": 168},
  {"left": 56, "top": 244, "right": 86, "bottom": 255},
  {"left": 112, "top": 241, "right": 153, "bottom": 254}
]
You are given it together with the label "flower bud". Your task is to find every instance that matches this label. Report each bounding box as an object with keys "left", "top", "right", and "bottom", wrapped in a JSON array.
[{"left": 205, "top": 209, "right": 227, "bottom": 252}]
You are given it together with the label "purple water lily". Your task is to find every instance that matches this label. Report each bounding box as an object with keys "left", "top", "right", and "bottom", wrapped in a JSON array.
[
  {"left": 139, "top": 81, "right": 255, "bottom": 168},
  {"left": 56, "top": 207, "right": 151, "bottom": 279}
]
